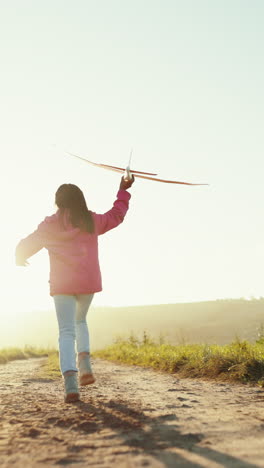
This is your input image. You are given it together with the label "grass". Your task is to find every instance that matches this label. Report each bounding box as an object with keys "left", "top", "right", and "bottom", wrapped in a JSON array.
[
  {"left": 0, "top": 346, "right": 53, "bottom": 365},
  {"left": 0, "top": 346, "right": 60, "bottom": 379},
  {"left": 2, "top": 332, "right": 264, "bottom": 386},
  {"left": 37, "top": 352, "right": 61, "bottom": 379},
  {"left": 94, "top": 332, "right": 264, "bottom": 386}
]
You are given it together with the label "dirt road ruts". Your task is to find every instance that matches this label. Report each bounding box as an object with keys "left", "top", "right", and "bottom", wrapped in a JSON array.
[{"left": 0, "top": 358, "right": 264, "bottom": 467}]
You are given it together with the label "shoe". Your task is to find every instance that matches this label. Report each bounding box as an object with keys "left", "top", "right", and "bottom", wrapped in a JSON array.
[
  {"left": 78, "top": 354, "right": 96, "bottom": 386},
  {"left": 64, "top": 373, "right": 80, "bottom": 403}
]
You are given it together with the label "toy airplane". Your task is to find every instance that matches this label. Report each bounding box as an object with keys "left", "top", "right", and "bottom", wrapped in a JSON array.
[{"left": 66, "top": 151, "right": 208, "bottom": 186}]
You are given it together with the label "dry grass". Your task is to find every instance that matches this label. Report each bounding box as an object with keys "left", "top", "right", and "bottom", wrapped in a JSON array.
[
  {"left": 37, "top": 352, "right": 61, "bottom": 379},
  {"left": 3, "top": 333, "right": 264, "bottom": 386},
  {"left": 0, "top": 346, "right": 53, "bottom": 365},
  {"left": 94, "top": 333, "right": 264, "bottom": 386}
]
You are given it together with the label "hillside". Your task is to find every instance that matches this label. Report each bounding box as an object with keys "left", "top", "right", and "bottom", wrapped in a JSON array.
[
  {"left": 2, "top": 298, "right": 263, "bottom": 350},
  {"left": 89, "top": 298, "right": 264, "bottom": 348}
]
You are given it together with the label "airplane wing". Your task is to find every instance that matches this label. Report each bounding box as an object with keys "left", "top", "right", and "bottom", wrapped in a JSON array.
[
  {"left": 66, "top": 152, "right": 157, "bottom": 175},
  {"left": 66, "top": 152, "right": 208, "bottom": 186}
]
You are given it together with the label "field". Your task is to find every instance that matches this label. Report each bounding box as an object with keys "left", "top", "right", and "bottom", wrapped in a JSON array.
[
  {"left": 89, "top": 298, "right": 264, "bottom": 349},
  {"left": 1, "top": 303, "right": 264, "bottom": 467},
  {"left": 3, "top": 332, "right": 264, "bottom": 386},
  {"left": 2, "top": 298, "right": 264, "bottom": 351},
  {"left": 2, "top": 297, "right": 264, "bottom": 385}
]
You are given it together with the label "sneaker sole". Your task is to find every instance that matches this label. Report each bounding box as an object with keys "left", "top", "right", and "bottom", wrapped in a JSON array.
[
  {"left": 65, "top": 392, "right": 80, "bottom": 403},
  {"left": 80, "top": 374, "right": 96, "bottom": 386}
]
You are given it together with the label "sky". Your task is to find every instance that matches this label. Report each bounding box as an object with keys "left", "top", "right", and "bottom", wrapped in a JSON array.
[{"left": 1, "top": 0, "right": 264, "bottom": 316}]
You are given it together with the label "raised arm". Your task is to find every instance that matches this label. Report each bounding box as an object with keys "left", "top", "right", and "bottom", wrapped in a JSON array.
[{"left": 94, "top": 176, "right": 134, "bottom": 235}]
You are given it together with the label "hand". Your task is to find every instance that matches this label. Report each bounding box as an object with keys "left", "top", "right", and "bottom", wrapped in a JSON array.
[
  {"left": 16, "top": 258, "right": 29, "bottom": 266},
  {"left": 119, "top": 174, "right": 135, "bottom": 191}
]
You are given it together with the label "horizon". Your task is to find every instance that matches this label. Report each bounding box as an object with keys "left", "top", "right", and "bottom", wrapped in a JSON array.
[{"left": 12, "top": 295, "right": 264, "bottom": 315}]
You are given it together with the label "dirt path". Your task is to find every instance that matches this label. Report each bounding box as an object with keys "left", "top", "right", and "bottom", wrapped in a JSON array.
[{"left": 1, "top": 359, "right": 264, "bottom": 468}]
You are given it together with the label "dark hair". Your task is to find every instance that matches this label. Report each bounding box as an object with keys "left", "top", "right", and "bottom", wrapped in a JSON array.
[{"left": 55, "top": 184, "right": 94, "bottom": 233}]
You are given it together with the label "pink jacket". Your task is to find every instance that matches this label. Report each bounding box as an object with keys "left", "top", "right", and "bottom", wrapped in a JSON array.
[{"left": 15, "top": 189, "right": 131, "bottom": 296}]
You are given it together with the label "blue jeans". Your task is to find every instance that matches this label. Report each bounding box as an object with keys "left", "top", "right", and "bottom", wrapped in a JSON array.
[{"left": 54, "top": 294, "right": 94, "bottom": 375}]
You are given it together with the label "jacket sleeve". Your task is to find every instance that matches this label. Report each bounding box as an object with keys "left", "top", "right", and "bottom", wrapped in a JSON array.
[
  {"left": 94, "top": 189, "right": 131, "bottom": 235},
  {"left": 15, "top": 222, "right": 47, "bottom": 265}
]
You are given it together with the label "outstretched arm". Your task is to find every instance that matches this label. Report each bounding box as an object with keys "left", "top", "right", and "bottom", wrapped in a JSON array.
[{"left": 15, "top": 226, "right": 46, "bottom": 266}]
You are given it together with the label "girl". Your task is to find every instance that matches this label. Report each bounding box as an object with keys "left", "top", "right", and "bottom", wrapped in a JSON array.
[{"left": 15, "top": 175, "right": 134, "bottom": 402}]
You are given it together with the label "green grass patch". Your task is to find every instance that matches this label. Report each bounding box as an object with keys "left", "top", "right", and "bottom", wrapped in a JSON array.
[{"left": 94, "top": 333, "right": 264, "bottom": 386}]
